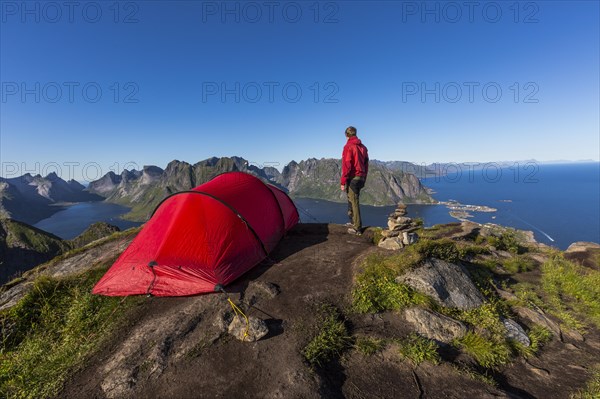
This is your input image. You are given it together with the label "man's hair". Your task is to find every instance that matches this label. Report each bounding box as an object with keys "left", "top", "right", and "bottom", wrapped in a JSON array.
[{"left": 345, "top": 126, "right": 357, "bottom": 137}]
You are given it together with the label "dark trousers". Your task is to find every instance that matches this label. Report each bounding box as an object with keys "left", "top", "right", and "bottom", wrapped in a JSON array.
[{"left": 346, "top": 177, "right": 365, "bottom": 230}]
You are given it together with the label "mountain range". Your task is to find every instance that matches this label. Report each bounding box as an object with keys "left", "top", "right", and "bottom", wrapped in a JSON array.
[
  {"left": 87, "top": 157, "right": 433, "bottom": 221},
  {"left": 0, "top": 157, "right": 433, "bottom": 224},
  {"left": 0, "top": 173, "right": 102, "bottom": 224}
]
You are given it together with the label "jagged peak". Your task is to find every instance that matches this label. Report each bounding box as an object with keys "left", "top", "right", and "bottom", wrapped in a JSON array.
[
  {"left": 165, "top": 160, "right": 192, "bottom": 170},
  {"left": 142, "top": 165, "right": 164, "bottom": 175}
]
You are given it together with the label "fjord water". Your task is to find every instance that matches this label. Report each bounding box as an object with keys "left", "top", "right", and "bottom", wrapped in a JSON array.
[
  {"left": 421, "top": 162, "right": 600, "bottom": 249},
  {"left": 34, "top": 202, "right": 141, "bottom": 240}
]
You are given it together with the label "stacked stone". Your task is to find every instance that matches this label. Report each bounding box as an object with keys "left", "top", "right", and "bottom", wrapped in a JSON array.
[{"left": 378, "top": 204, "right": 419, "bottom": 250}]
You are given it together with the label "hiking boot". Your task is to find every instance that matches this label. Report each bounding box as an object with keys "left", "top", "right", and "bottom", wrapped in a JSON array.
[
  {"left": 344, "top": 222, "right": 353, "bottom": 227},
  {"left": 347, "top": 227, "right": 362, "bottom": 236}
]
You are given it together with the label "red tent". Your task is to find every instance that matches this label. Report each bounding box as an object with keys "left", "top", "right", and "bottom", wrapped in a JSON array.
[{"left": 92, "top": 172, "right": 299, "bottom": 296}]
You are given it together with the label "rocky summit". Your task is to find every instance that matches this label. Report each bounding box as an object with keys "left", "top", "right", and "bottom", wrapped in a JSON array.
[{"left": 1, "top": 219, "right": 599, "bottom": 399}]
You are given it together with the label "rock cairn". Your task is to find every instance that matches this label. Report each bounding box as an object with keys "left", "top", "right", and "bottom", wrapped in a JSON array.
[{"left": 378, "top": 204, "right": 420, "bottom": 250}]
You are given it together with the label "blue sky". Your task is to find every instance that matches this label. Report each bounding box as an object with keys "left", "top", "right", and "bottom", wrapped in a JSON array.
[{"left": 1, "top": 1, "right": 599, "bottom": 181}]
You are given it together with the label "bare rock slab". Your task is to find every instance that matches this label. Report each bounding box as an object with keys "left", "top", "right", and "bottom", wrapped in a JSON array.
[
  {"left": 513, "top": 306, "right": 561, "bottom": 337},
  {"left": 397, "top": 258, "right": 484, "bottom": 310},
  {"left": 244, "top": 281, "right": 281, "bottom": 306},
  {"left": 404, "top": 307, "right": 467, "bottom": 344},
  {"left": 228, "top": 315, "right": 269, "bottom": 342}
]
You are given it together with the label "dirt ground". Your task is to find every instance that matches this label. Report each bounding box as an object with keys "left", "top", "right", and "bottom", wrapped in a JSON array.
[{"left": 58, "top": 224, "right": 599, "bottom": 399}]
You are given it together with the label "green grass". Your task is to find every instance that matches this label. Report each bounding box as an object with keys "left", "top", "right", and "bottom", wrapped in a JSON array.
[
  {"left": 302, "top": 303, "right": 351, "bottom": 368},
  {"left": 571, "top": 364, "right": 600, "bottom": 399},
  {"left": 451, "top": 301, "right": 508, "bottom": 336},
  {"left": 485, "top": 230, "right": 524, "bottom": 254},
  {"left": 510, "top": 325, "right": 553, "bottom": 359},
  {"left": 397, "top": 333, "right": 440, "bottom": 366},
  {"left": 510, "top": 282, "right": 546, "bottom": 309},
  {"left": 454, "top": 331, "right": 511, "bottom": 369},
  {"left": 502, "top": 255, "right": 536, "bottom": 274},
  {"left": 351, "top": 257, "right": 431, "bottom": 313},
  {"left": 352, "top": 233, "right": 587, "bottom": 372},
  {"left": 414, "top": 238, "right": 462, "bottom": 263},
  {"left": 3, "top": 219, "right": 70, "bottom": 254},
  {"left": 354, "top": 336, "right": 385, "bottom": 356},
  {"left": 541, "top": 255, "right": 600, "bottom": 331},
  {"left": 0, "top": 267, "right": 142, "bottom": 399}
]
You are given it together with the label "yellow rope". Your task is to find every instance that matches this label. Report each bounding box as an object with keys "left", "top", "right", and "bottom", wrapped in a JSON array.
[{"left": 227, "top": 297, "right": 250, "bottom": 339}]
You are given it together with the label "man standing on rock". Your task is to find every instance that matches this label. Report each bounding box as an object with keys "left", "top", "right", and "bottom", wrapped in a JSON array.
[{"left": 341, "top": 126, "right": 369, "bottom": 235}]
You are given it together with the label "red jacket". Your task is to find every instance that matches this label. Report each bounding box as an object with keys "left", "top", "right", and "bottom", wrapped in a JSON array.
[{"left": 341, "top": 136, "right": 369, "bottom": 185}]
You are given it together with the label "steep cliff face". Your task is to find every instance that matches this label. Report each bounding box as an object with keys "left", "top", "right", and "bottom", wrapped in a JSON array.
[{"left": 278, "top": 158, "right": 433, "bottom": 206}]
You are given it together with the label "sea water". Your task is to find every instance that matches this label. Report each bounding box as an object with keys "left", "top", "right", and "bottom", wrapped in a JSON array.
[
  {"left": 296, "top": 163, "right": 600, "bottom": 250},
  {"left": 421, "top": 162, "right": 599, "bottom": 249}
]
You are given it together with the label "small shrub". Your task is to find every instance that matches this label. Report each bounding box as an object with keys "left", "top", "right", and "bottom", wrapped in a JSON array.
[
  {"left": 397, "top": 333, "right": 440, "bottom": 366},
  {"left": 414, "top": 238, "right": 461, "bottom": 263},
  {"left": 302, "top": 304, "right": 350, "bottom": 367},
  {"left": 528, "top": 325, "right": 552, "bottom": 351},
  {"left": 486, "top": 231, "right": 522, "bottom": 254},
  {"left": 479, "top": 258, "right": 499, "bottom": 271},
  {"left": 354, "top": 336, "right": 385, "bottom": 356},
  {"left": 449, "top": 301, "right": 507, "bottom": 337},
  {"left": 454, "top": 331, "right": 511, "bottom": 369}
]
